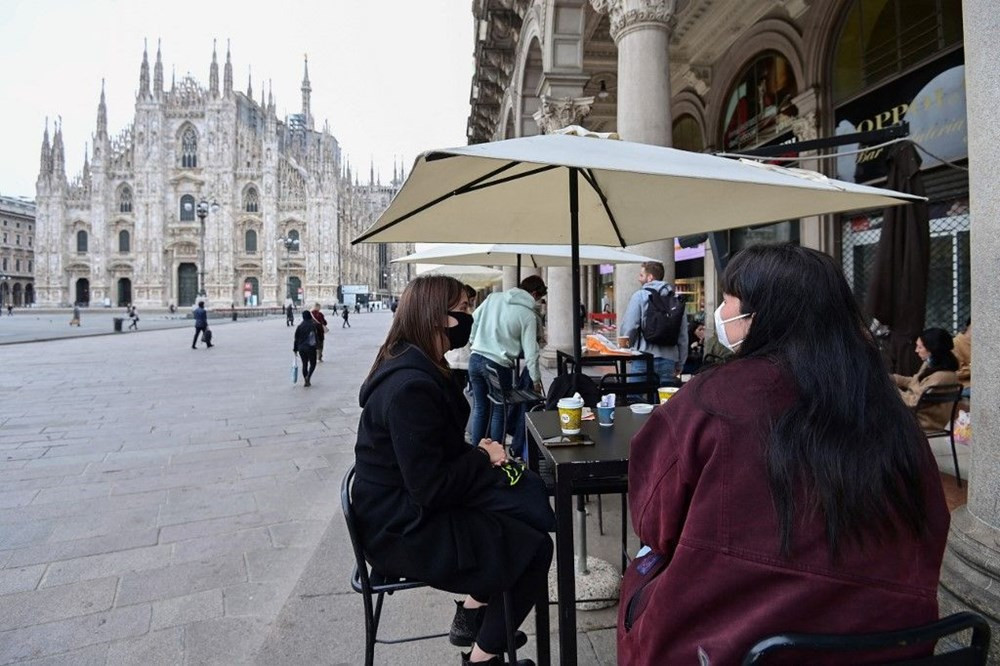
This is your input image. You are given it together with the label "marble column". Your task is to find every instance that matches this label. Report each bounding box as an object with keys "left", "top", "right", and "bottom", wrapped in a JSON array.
[
  {"left": 591, "top": 0, "right": 678, "bottom": 318},
  {"left": 938, "top": 0, "right": 1000, "bottom": 652}
]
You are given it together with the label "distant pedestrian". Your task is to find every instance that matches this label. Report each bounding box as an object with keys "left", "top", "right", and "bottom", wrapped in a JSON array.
[
  {"left": 128, "top": 305, "right": 140, "bottom": 331},
  {"left": 311, "top": 303, "right": 328, "bottom": 362},
  {"left": 293, "top": 310, "right": 320, "bottom": 387},
  {"left": 70, "top": 304, "right": 81, "bottom": 327},
  {"left": 390, "top": 299, "right": 398, "bottom": 315},
  {"left": 6, "top": 304, "right": 12, "bottom": 316},
  {"left": 355, "top": 303, "right": 360, "bottom": 315},
  {"left": 192, "top": 301, "right": 212, "bottom": 348},
  {"left": 285, "top": 303, "right": 295, "bottom": 327},
  {"left": 342, "top": 306, "right": 351, "bottom": 328}
]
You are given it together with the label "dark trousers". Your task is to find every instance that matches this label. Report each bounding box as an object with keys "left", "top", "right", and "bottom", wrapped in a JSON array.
[
  {"left": 342, "top": 317, "right": 350, "bottom": 328},
  {"left": 470, "top": 537, "right": 553, "bottom": 655},
  {"left": 192, "top": 325, "right": 206, "bottom": 347},
  {"left": 299, "top": 348, "right": 317, "bottom": 380}
]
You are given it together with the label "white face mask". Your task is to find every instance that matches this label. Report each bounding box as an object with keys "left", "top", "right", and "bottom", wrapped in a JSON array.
[{"left": 715, "top": 303, "right": 751, "bottom": 351}]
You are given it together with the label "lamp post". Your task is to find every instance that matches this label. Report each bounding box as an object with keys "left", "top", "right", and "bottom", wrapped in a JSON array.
[
  {"left": 279, "top": 235, "right": 300, "bottom": 304},
  {"left": 193, "top": 199, "right": 219, "bottom": 298},
  {"left": 383, "top": 269, "right": 391, "bottom": 309}
]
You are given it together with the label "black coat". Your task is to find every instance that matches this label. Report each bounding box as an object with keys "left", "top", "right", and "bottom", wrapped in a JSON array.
[
  {"left": 352, "top": 343, "right": 548, "bottom": 595},
  {"left": 293, "top": 318, "right": 319, "bottom": 352}
]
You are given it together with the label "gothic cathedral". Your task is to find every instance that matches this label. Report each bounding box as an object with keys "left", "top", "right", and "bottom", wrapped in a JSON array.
[{"left": 33, "top": 41, "right": 407, "bottom": 308}]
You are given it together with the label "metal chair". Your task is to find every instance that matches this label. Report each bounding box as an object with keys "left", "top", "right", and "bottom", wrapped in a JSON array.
[
  {"left": 341, "top": 465, "right": 520, "bottom": 666},
  {"left": 597, "top": 370, "right": 662, "bottom": 405},
  {"left": 484, "top": 364, "right": 544, "bottom": 453},
  {"left": 742, "top": 611, "right": 991, "bottom": 665},
  {"left": 914, "top": 383, "right": 965, "bottom": 487}
]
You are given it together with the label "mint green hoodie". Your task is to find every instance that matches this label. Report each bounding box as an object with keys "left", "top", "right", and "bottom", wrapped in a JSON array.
[{"left": 469, "top": 287, "right": 542, "bottom": 382}]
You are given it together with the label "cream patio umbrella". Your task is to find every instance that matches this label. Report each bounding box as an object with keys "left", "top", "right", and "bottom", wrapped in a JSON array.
[
  {"left": 355, "top": 127, "right": 923, "bottom": 364},
  {"left": 420, "top": 264, "right": 502, "bottom": 290},
  {"left": 392, "top": 243, "right": 657, "bottom": 269}
]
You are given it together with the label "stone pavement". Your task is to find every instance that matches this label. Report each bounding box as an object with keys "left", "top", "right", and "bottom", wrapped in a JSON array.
[{"left": 0, "top": 309, "right": 623, "bottom": 665}]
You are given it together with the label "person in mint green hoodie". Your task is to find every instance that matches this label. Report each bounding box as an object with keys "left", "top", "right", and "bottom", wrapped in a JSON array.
[{"left": 468, "top": 275, "right": 547, "bottom": 447}]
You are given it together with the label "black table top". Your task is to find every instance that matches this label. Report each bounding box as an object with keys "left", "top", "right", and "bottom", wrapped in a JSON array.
[{"left": 525, "top": 407, "right": 652, "bottom": 467}]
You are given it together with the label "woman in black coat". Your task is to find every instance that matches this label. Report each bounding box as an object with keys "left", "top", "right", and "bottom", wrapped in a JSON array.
[
  {"left": 292, "top": 310, "right": 319, "bottom": 386},
  {"left": 353, "top": 275, "right": 551, "bottom": 666}
]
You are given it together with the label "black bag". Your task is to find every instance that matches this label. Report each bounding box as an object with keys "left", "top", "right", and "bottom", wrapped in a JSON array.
[
  {"left": 545, "top": 373, "right": 602, "bottom": 410},
  {"left": 641, "top": 286, "right": 684, "bottom": 346},
  {"left": 203, "top": 328, "right": 213, "bottom": 344},
  {"left": 306, "top": 329, "right": 317, "bottom": 348}
]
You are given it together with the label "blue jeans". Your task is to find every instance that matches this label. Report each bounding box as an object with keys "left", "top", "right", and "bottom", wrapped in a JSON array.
[
  {"left": 628, "top": 357, "right": 678, "bottom": 396},
  {"left": 468, "top": 353, "right": 514, "bottom": 444}
]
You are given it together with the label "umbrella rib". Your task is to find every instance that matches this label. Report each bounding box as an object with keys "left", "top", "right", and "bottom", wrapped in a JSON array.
[
  {"left": 457, "top": 164, "right": 560, "bottom": 194},
  {"left": 581, "top": 168, "right": 627, "bottom": 247},
  {"left": 352, "top": 161, "right": 521, "bottom": 244}
]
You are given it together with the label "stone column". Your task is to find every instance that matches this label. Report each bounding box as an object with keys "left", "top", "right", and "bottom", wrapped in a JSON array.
[
  {"left": 938, "top": 0, "right": 1000, "bottom": 652},
  {"left": 591, "top": 0, "right": 679, "bottom": 318}
]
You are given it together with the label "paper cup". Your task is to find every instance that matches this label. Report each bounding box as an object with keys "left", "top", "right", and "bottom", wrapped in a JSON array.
[
  {"left": 596, "top": 405, "right": 615, "bottom": 427},
  {"left": 617, "top": 336, "right": 630, "bottom": 349},
  {"left": 658, "top": 387, "right": 679, "bottom": 404},
  {"left": 557, "top": 397, "right": 584, "bottom": 434}
]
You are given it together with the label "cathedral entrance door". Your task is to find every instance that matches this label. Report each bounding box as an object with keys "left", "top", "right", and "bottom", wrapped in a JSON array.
[
  {"left": 178, "top": 263, "right": 198, "bottom": 306},
  {"left": 287, "top": 276, "right": 302, "bottom": 305},
  {"left": 117, "top": 278, "right": 132, "bottom": 307},
  {"left": 75, "top": 278, "right": 90, "bottom": 306}
]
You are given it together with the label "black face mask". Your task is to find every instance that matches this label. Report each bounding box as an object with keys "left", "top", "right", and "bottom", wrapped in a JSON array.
[{"left": 446, "top": 311, "right": 474, "bottom": 350}]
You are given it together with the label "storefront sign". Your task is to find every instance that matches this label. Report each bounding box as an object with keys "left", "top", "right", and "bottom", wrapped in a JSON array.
[{"left": 834, "top": 49, "right": 966, "bottom": 183}]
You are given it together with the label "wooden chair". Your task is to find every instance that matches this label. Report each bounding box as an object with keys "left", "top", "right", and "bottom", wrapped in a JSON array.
[
  {"left": 742, "top": 611, "right": 991, "bottom": 665},
  {"left": 914, "top": 383, "right": 965, "bottom": 487}
]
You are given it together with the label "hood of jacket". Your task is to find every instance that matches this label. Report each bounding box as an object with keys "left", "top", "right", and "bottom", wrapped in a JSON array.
[
  {"left": 359, "top": 343, "right": 449, "bottom": 407},
  {"left": 502, "top": 287, "right": 540, "bottom": 313}
]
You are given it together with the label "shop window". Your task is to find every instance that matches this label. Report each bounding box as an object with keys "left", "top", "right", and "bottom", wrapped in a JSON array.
[
  {"left": 833, "top": 0, "right": 963, "bottom": 104},
  {"left": 720, "top": 52, "right": 798, "bottom": 152}
]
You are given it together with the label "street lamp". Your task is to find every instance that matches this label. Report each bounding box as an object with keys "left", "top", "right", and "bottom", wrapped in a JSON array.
[
  {"left": 383, "top": 269, "right": 391, "bottom": 308},
  {"left": 190, "top": 199, "right": 219, "bottom": 298},
  {"left": 278, "top": 235, "right": 300, "bottom": 304}
]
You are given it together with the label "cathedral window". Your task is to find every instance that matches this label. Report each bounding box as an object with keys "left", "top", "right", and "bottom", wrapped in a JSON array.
[
  {"left": 180, "top": 195, "right": 196, "bottom": 221},
  {"left": 244, "top": 187, "right": 259, "bottom": 213},
  {"left": 77, "top": 230, "right": 88, "bottom": 253},
  {"left": 119, "top": 185, "right": 133, "bottom": 213},
  {"left": 288, "top": 229, "right": 300, "bottom": 252},
  {"left": 119, "top": 230, "right": 131, "bottom": 253},
  {"left": 245, "top": 229, "right": 258, "bottom": 253},
  {"left": 181, "top": 127, "right": 198, "bottom": 168}
]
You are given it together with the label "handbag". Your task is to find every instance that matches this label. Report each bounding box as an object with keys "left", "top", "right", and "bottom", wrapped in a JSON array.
[
  {"left": 323, "top": 325, "right": 330, "bottom": 333},
  {"left": 292, "top": 354, "right": 299, "bottom": 384}
]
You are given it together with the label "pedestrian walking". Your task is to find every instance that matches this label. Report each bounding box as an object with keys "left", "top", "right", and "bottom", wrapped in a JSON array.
[
  {"left": 285, "top": 303, "right": 295, "bottom": 326},
  {"left": 192, "top": 300, "right": 212, "bottom": 348},
  {"left": 69, "top": 303, "right": 81, "bottom": 327},
  {"left": 6, "top": 304, "right": 12, "bottom": 316},
  {"left": 341, "top": 306, "right": 351, "bottom": 328},
  {"left": 128, "top": 305, "right": 140, "bottom": 330},
  {"left": 354, "top": 303, "right": 360, "bottom": 315},
  {"left": 311, "top": 303, "right": 328, "bottom": 362},
  {"left": 293, "top": 310, "right": 320, "bottom": 387}
]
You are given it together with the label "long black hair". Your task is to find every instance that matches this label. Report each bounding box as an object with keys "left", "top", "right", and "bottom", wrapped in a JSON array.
[
  {"left": 917, "top": 327, "right": 959, "bottom": 380},
  {"left": 721, "top": 243, "right": 928, "bottom": 558}
]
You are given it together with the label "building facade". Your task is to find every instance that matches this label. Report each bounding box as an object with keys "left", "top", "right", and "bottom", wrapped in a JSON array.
[
  {"left": 34, "top": 42, "right": 408, "bottom": 308},
  {"left": 0, "top": 195, "right": 35, "bottom": 306}
]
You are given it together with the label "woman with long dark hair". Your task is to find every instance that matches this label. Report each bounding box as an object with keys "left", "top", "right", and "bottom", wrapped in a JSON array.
[
  {"left": 353, "top": 275, "right": 549, "bottom": 666},
  {"left": 892, "top": 327, "right": 961, "bottom": 429},
  {"left": 618, "top": 244, "right": 949, "bottom": 665}
]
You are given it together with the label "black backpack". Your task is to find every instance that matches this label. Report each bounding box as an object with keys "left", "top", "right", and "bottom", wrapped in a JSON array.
[{"left": 640, "top": 286, "right": 684, "bottom": 346}]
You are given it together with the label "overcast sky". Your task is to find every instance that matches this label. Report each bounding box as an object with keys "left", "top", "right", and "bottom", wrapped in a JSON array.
[{"left": 0, "top": 0, "right": 474, "bottom": 198}]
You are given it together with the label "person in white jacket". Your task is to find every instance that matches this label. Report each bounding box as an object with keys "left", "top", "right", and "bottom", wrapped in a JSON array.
[{"left": 467, "top": 275, "right": 546, "bottom": 445}]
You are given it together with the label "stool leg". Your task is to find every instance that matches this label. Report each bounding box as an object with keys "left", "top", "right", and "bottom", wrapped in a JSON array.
[
  {"left": 597, "top": 494, "right": 604, "bottom": 535},
  {"left": 502, "top": 590, "right": 518, "bottom": 665}
]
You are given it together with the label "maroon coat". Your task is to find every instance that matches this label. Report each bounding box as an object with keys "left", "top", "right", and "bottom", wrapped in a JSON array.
[{"left": 618, "top": 357, "right": 950, "bottom": 665}]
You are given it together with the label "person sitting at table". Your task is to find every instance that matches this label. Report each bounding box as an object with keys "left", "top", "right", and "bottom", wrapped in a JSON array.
[
  {"left": 891, "top": 327, "right": 961, "bottom": 430},
  {"left": 352, "top": 275, "right": 551, "bottom": 666},
  {"left": 681, "top": 320, "right": 705, "bottom": 375},
  {"left": 618, "top": 243, "right": 949, "bottom": 665},
  {"left": 953, "top": 318, "right": 971, "bottom": 398}
]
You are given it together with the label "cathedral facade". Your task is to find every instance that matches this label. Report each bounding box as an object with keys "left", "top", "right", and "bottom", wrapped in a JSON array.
[{"left": 33, "top": 42, "right": 408, "bottom": 308}]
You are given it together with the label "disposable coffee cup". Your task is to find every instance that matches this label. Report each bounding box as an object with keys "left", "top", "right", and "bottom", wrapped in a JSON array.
[
  {"left": 617, "top": 336, "right": 630, "bottom": 349},
  {"left": 557, "top": 396, "right": 585, "bottom": 434},
  {"left": 658, "top": 387, "right": 679, "bottom": 404},
  {"left": 596, "top": 405, "right": 615, "bottom": 427}
]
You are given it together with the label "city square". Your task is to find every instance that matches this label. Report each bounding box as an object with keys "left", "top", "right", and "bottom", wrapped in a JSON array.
[{"left": 2, "top": 0, "right": 1000, "bottom": 664}]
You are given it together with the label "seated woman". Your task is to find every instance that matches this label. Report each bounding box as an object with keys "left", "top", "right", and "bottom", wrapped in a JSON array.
[
  {"left": 618, "top": 244, "right": 949, "bottom": 665},
  {"left": 892, "top": 328, "right": 961, "bottom": 430},
  {"left": 352, "top": 275, "right": 551, "bottom": 666},
  {"left": 953, "top": 319, "right": 971, "bottom": 398},
  {"left": 681, "top": 321, "right": 705, "bottom": 375}
]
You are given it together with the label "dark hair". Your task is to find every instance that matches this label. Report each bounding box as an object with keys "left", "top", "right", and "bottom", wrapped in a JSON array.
[
  {"left": 519, "top": 275, "right": 546, "bottom": 297},
  {"left": 463, "top": 284, "right": 477, "bottom": 300},
  {"left": 917, "top": 327, "right": 959, "bottom": 380},
  {"left": 367, "top": 275, "right": 464, "bottom": 381},
  {"left": 721, "top": 243, "right": 928, "bottom": 558},
  {"left": 301, "top": 310, "right": 313, "bottom": 321},
  {"left": 641, "top": 261, "right": 665, "bottom": 281},
  {"left": 197, "top": 301, "right": 204, "bottom": 308}
]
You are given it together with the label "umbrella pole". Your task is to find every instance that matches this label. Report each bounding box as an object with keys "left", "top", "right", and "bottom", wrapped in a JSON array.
[{"left": 569, "top": 168, "right": 583, "bottom": 369}]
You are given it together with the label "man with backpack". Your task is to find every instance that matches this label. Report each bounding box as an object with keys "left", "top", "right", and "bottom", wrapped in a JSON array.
[{"left": 620, "top": 261, "right": 688, "bottom": 386}]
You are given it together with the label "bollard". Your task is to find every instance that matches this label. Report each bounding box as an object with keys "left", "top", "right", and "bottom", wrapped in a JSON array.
[
  {"left": 232, "top": 310, "right": 238, "bottom": 321},
  {"left": 113, "top": 317, "right": 124, "bottom": 332}
]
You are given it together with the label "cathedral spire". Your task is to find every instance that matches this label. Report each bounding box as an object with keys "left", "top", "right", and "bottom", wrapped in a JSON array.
[
  {"left": 153, "top": 39, "right": 164, "bottom": 96},
  {"left": 247, "top": 67, "right": 253, "bottom": 101},
  {"left": 301, "top": 54, "right": 313, "bottom": 130},
  {"left": 209, "top": 39, "right": 219, "bottom": 98},
  {"left": 52, "top": 118, "right": 66, "bottom": 179},
  {"left": 39, "top": 118, "right": 51, "bottom": 177},
  {"left": 82, "top": 144, "right": 91, "bottom": 184},
  {"left": 223, "top": 39, "right": 233, "bottom": 97},
  {"left": 370, "top": 158, "right": 374, "bottom": 186},
  {"left": 139, "top": 40, "right": 150, "bottom": 99},
  {"left": 96, "top": 79, "right": 107, "bottom": 139},
  {"left": 267, "top": 79, "right": 274, "bottom": 114}
]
